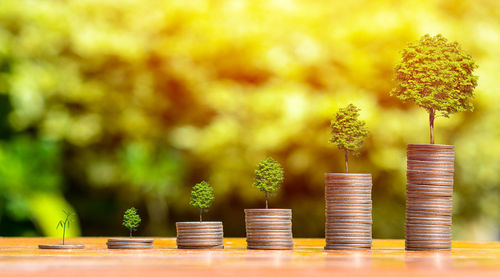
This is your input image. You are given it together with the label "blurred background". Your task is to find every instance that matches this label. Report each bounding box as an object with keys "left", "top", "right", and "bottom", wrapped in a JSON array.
[{"left": 0, "top": 0, "right": 499, "bottom": 240}]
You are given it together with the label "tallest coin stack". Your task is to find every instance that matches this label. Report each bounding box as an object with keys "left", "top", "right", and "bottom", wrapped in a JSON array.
[{"left": 405, "top": 144, "right": 455, "bottom": 251}]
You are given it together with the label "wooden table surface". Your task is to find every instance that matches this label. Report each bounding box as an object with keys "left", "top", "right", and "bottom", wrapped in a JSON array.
[{"left": 1, "top": 238, "right": 499, "bottom": 276}]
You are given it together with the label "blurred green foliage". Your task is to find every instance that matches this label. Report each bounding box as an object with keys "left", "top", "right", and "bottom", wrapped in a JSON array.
[
  {"left": 0, "top": 136, "right": 80, "bottom": 237},
  {"left": 0, "top": 0, "right": 498, "bottom": 240}
]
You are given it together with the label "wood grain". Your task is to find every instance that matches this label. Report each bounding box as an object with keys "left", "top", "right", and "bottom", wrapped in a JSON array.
[{"left": 0, "top": 238, "right": 499, "bottom": 276}]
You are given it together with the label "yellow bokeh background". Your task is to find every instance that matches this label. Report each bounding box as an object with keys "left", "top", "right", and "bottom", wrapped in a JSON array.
[{"left": 0, "top": 0, "right": 498, "bottom": 240}]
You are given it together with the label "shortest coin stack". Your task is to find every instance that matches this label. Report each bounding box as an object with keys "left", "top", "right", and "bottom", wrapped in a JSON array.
[
  {"left": 176, "top": 221, "right": 224, "bottom": 249},
  {"left": 38, "top": 244, "right": 85, "bottom": 249},
  {"left": 106, "top": 238, "right": 154, "bottom": 249},
  {"left": 245, "top": 209, "right": 293, "bottom": 250}
]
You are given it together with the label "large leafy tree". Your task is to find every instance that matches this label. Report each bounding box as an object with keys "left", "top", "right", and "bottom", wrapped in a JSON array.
[
  {"left": 189, "top": 181, "right": 215, "bottom": 222},
  {"left": 391, "top": 34, "right": 478, "bottom": 144},
  {"left": 329, "top": 104, "right": 368, "bottom": 173},
  {"left": 253, "top": 157, "right": 284, "bottom": 209}
]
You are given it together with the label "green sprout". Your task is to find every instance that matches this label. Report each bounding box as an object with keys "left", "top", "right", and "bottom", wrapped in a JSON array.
[
  {"left": 391, "top": 34, "right": 478, "bottom": 144},
  {"left": 329, "top": 104, "right": 368, "bottom": 173},
  {"left": 189, "top": 180, "right": 215, "bottom": 222},
  {"left": 56, "top": 210, "right": 74, "bottom": 245},
  {"left": 253, "top": 157, "right": 284, "bottom": 209},
  {"left": 122, "top": 207, "right": 141, "bottom": 238}
]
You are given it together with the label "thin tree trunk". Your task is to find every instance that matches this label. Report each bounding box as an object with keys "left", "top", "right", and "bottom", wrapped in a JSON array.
[
  {"left": 265, "top": 191, "right": 269, "bottom": 209},
  {"left": 200, "top": 208, "right": 203, "bottom": 223},
  {"left": 429, "top": 109, "right": 435, "bottom": 144},
  {"left": 62, "top": 224, "right": 66, "bottom": 245},
  {"left": 344, "top": 149, "right": 349, "bottom": 173},
  {"left": 129, "top": 229, "right": 132, "bottom": 238}
]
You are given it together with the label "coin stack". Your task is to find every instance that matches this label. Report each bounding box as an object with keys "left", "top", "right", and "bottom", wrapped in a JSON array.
[
  {"left": 325, "top": 173, "right": 372, "bottom": 250},
  {"left": 406, "top": 144, "right": 454, "bottom": 251},
  {"left": 106, "top": 238, "right": 154, "bottom": 249},
  {"left": 245, "top": 209, "right": 293, "bottom": 250},
  {"left": 176, "top": 221, "right": 224, "bottom": 249},
  {"left": 38, "top": 244, "right": 85, "bottom": 249}
]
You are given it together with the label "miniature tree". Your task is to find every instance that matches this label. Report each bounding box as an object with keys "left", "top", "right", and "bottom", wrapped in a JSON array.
[
  {"left": 122, "top": 207, "right": 141, "bottom": 238},
  {"left": 253, "top": 157, "right": 284, "bottom": 209},
  {"left": 391, "top": 34, "right": 478, "bottom": 144},
  {"left": 56, "top": 210, "right": 74, "bottom": 245},
  {"left": 329, "top": 104, "right": 368, "bottom": 173},
  {"left": 190, "top": 180, "right": 215, "bottom": 222}
]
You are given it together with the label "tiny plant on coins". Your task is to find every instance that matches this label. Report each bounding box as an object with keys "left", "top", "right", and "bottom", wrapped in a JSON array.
[
  {"left": 254, "top": 157, "right": 284, "bottom": 209},
  {"left": 391, "top": 34, "right": 478, "bottom": 144},
  {"left": 56, "top": 210, "right": 74, "bottom": 245},
  {"left": 123, "top": 207, "right": 141, "bottom": 238},
  {"left": 190, "top": 180, "right": 215, "bottom": 222},
  {"left": 329, "top": 104, "right": 368, "bottom": 173}
]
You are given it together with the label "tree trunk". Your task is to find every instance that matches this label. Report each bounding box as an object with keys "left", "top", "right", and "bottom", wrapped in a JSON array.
[
  {"left": 129, "top": 229, "right": 132, "bottom": 238},
  {"left": 344, "top": 149, "right": 349, "bottom": 173},
  {"left": 200, "top": 208, "right": 203, "bottom": 223},
  {"left": 265, "top": 191, "right": 269, "bottom": 209},
  {"left": 62, "top": 224, "right": 66, "bottom": 245},
  {"left": 429, "top": 109, "right": 435, "bottom": 144}
]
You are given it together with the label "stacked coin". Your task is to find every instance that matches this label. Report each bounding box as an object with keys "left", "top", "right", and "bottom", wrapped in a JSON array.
[
  {"left": 176, "top": 221, "right": 224, "bottom": 249},
  {"left": 245, "top": 209, "right": 293, "bottom": 250},
  {"left": 406, "top": 144, "right": 454, "bottom": 251},
  {"left": 106, "top": 238, "right": 154, "bottom": 249},
  {"left": 38, "top": 244, "right": 85, "bottom": 249},
  {"left": 325, "top": 173, "right": 372, "bottom": 250}
]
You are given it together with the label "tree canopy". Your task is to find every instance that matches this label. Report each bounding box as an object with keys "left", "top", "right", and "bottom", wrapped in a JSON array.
[
  {"left": 329, "top": 104, "right": 368, "bottom": 154},
  {"left": 391, "top": 34, "right": 478, "bottom": 117},
  {"left": 190, "top": 181, "right": 215, "bottom": 210},
  {"left": 254, "top": 157, "right": 284, "bottom": 195},
  {"left": 122, "top": 207, "right": 141, "bottom": 237}
]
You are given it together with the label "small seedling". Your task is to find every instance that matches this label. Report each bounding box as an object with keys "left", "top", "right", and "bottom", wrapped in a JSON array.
[
  {"left": 190, "top": 181, "right": 215, "bottom": 222},
  {"left": 123, "top": 207, "right": 141, "bottom": 238},
  {"left": 329, "top": 104, "right": 368, "bottom": 173},
  {"left": 254, "top": 157, "right": 284, "bottom": 209},
  {"left": 56, "top": 210, "right": 74, "bottom": 245},
  {"left": 391, "top": 34, "right": 478, "bottom": 144}
]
